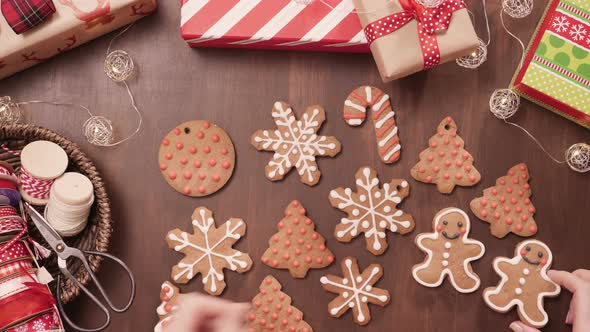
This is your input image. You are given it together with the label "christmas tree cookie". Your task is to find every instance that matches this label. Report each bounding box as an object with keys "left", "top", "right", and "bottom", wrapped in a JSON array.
[
  {"left": 411, "top": 117, "right": 481, "bottom": 194},
  {"left": 246, "top": 275, "right": 313, "bottom": 332},
  {"left": 471, "top": 163, "right": 538, "bottom": 238},
  {"left": 154, "top": 281, "right": 180, "bottom": 332},
  {"left": 262, "top": 200, "right": 335, "bottom": 278}
]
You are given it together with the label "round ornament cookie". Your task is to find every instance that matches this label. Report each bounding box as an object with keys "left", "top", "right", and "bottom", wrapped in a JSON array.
[{"left": 158, "top": 121, "right": 235, "bottom": 197}]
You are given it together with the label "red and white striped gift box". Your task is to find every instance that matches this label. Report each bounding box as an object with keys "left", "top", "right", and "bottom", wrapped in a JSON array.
[{"left": 180, "top": 0, "right": 370, "bottom": 53}]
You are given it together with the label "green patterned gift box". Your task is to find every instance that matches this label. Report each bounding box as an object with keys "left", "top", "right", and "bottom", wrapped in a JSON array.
[{"left": 512, "top": 0, "right": 590, "bottom": 128}]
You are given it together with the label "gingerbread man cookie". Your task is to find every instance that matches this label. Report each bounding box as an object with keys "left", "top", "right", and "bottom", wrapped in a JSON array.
[
  {"left": 483, "top": 240, "right": 560, "bottom": 328},
  {"left": 320, "top": 257, "right": 390, "bottom": 326},
  {"left": 411, "top": 117, "right": 481, "bottom": 194},
  {"left": 250, "top": 101, "right": 341, "bottom": 186},
  {"left": 412, "top": 208, "right": 485, "bottom": 293},
  {"left": 261, "top": 200, "right": 335, "bottom": 278},
  {"left": 154, "top": 281, "right": 180, "bottom": 332},
  {"left": 159, "top": 120, "right": 235, "bottom": 197},
  {"left": 343, "top": 86, "right": 401, "bottom": 164},
  {"left": 471, "top": 163, "right": 538, "bottom": 238}
]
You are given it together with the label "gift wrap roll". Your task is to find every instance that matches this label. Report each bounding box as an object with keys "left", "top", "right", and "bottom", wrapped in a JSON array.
[{"left": 353, "top": 0, "right": 479, "bottom": 81}]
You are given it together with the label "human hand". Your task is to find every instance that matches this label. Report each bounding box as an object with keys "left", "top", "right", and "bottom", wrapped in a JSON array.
[
  {"left": 509, "top": 269, "right": 590, "bottom": 332},
  {"left": 165, "top": 293, "right": 249, "bottom": 332}
]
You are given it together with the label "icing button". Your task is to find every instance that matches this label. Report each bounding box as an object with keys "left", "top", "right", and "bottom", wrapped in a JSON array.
[
  {"left": 444, "top": 242, "right": 451, "bottom": 249},
  {"left": 515, "top": 288, "right": 523, "bottom": 295},
  {"left": 523, "top": 268, "right": 530, "bottom": 275},
  {"left": 443, "top": 252, "right": 450, "bottom": 259},
  {"left": 519, "top": 277, "right": 526, "bottom": 285},
  {"left": 442, "top": 260, "right": 449, "bottom": 267}
]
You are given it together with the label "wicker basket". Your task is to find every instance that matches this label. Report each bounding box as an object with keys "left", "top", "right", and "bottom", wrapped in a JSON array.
[{"left": 0, "top": 124, "right": 112, "bottom": 304}]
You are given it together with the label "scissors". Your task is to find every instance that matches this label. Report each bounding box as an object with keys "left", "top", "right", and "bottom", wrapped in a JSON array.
[{"left": 25, "top": 203, "right": 136, "bottom": 332}]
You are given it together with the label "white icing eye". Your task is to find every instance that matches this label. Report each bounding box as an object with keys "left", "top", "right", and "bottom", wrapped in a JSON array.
[{"left": 352, "top": 209, "right": 360, "bottom": 216}]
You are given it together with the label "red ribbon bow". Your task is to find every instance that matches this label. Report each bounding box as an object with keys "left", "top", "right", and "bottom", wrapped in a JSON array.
[{"left": 364, "top": 0, "right": 466, "bottom": 69}]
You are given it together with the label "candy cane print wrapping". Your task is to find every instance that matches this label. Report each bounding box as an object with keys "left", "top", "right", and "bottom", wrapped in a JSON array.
[{"left": 180, "top": 0, "right": 370, "bottom": 53}]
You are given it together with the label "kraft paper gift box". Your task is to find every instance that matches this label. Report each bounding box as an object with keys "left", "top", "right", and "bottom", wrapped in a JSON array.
[
  {"left": 353, "top": 0, "right": 479, "bottom": 82},
  {"left": 0, "top": 0, "right": 157, "bottom": 80},
  {"left": 511, "top": 0, "right": 590, "bottom": 128},
  {"left": 180, "top": 0, "right": 370, "bottom": 53}
]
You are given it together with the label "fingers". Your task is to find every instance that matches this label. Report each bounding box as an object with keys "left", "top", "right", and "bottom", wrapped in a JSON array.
[
  {"left": 573, "top": 269, "right": 590, "bottom": 282},
  {"left": 214, "top": 303, "right": 249, "bottom": 332},
  {"left": 548, "top": 270, "right": 585, "bottom": 293},
  {"left": 509, "top": 321, "right": 541, "bottom": 332},
  {"left": 166, "top": 294, "right": 249, "bottom": 332}
]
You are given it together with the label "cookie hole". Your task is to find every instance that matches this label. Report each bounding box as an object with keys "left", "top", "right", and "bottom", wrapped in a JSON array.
[
  {"left": 444, "top": 124, "right": 450, "bottom": 130},
  {"left": 184, "top": 127, "right": 190, "bottom": 134}
]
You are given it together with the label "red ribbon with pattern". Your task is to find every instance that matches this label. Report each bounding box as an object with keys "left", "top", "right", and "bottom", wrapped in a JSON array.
[{"left": 363, "top": 0, "right": 466, "bottom": 69}]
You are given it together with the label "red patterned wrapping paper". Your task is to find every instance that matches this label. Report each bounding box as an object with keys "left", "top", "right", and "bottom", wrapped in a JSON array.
[
  {"left": 180, "top": 0, "right": 369, "bottom": 53},
  {"left": 0, "top": 0, "right": 157, "bottom": 80}
]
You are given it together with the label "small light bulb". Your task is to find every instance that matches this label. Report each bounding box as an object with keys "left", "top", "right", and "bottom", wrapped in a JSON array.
[{"left": 471, "top": 51, "right": 477, "bottom": 57}]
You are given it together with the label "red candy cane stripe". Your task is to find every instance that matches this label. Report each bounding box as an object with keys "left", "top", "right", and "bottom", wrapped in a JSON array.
[
  {"left": 363, "top": 0, "right": 466, "bottom": 69},
  {"left": 19, "top": 166, "right": 54, "bottom": 201}
]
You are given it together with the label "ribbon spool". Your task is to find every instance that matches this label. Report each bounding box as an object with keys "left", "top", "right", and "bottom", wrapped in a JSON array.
[
  {"left": 19, "top": 141, "right": 68, "bottom": 206},
  {"left": 45, "top": 172, "right": 94, "bottom": 237},
  {"left": 0, "top": 161, "right": 21, "bottom": 206}
]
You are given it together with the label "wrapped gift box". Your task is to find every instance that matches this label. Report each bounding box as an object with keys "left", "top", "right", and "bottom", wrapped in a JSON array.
[
  {"left": 0, "top": 0, "right": 157, "bottom": 80},
  {"left": 353, "top": 0, "right": 479, "bottom": 82},
  {"left": 511, "top": 0, "right": 590, "bottom": 128},
  {"left": 180, "top": 0, "right": 370, "bottom": 53}
]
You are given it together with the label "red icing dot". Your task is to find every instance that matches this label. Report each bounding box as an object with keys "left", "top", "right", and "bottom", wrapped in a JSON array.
[
  {"left": 480, "top": 209, "right": 488, "bottom": 217},
  {"left": 285, "top": 240, "right": 291, "bottom": 247},
  {"left": 493, "top": 212, "right": 500, "bottom": 219},
  {"left": 451, "top": 150, "right": 458, "bottom": 157},
  {"left": 262, "top": 257, "right": 269, "bottom": 263},
  {"left": 519, "top": 164, "right": 526, "bottom": 171},
  {"left": 327, "top": 256, "right": 334, "bottom": 263},
  {"left": 180, "top": 158, "right": 188, "bottom": 165},
  {"left": 294, "top": 248, "right": 301, "bottom": 255},
  {"left": 272, "top": 248, "right": 278, "bottom": 254},
  {"left": 499, "top": 179, "right": 506, "bottom": 185},
  {"left": 189, "top": 146, "right": 197, "bottom": 154},
  {"left": 455, "top": 173, "right": 463, "bottom": 180},
  {"left": 203, "top": 121, "right": 210, "bottom": 129},
  {"left": 462, "top": 152, "right": 469, "bottom": 160},
  {"left": 426, "top": 176, "right": 433, "bottom": 182},
  {"left": 305, "top": 256, "right": 312, "bottom": 263},
  {"left": 454, "top": 141, "right": 461, "bottom": 147},
  {"left": 212, "top": 135, "right": 220, "bottom": 143},
  {"left": 299, "top": 228, "right": 307, "bottom": 235},
  {"left": 443, "top": 173, "right": 450, "bottom": 180},
  {"left": 504, "top": 206, "right": 510, "bottom": 213},
  {"left": 444, "top": 139, "right": 450, "bottom": 145},
  {"left": 469, "top": 175, "right": 477, "bottom": 182},
  {"left": 276, "top": 304, "right": 282, "bottom": 311},
  {"left": 427, "top": 155, "right": 434, "bottom": 162},
  {"left": 259, "top": 319, "right": 267, "bottom": 326},
  {"left": 209, "top": 159, "right": 217, "bottom": 167},
  {"left": 480, "top": 199, "right": 487, "bottom": 207},
  {"left": 455, "top": 160, "right": 463, "bottom": 167},
  {"left": 198, "top": 173, "right": 206, "bottom": 180},
  {"left": 280, "top": 294, "right": 286, "bottom": 301},
  {"left": 439, "top": 151, "right": 446, "bottom": 158},
  {"left": 444, "top": 160, "right": 451, "bottom": 167},
  {"left": 174, "top": 128, "right": 180, "bottom": 135},
  {"left": 212, "top": 175, "right": 220, "bottom": 182},
  {"left": 221, "top": 148, "right": 228, "bottom": 155},
  {"left": 305, "top": 244, "right": 312, "bottom": 251},
  {"left": 162, "top": 139, "right": 169, "bottom": 146},
  {"left": 529, "top": 225, "right": 537, "bottom": 233},
  {"left": 524, "top": 198, "right": 531, "bottom": 205},
  {"left": 515, "top": 224, "right": 523, "bottom": 231},
  {"left": 272, "top": 313, "right": 278, "bottom": 320},
  {"left": 159, "top": 164, "right": 167, "bottom": 171},
  {"left": 198, "top": 186, "right": 206, "bottom": 193},
  {"left": 312, "top": 233, "right": 319, "bottom": 240},
  {"left": 165, "top": 153, "right": 173, "bottom": 160},
  {"left": 293, "top": 261, "right": 300, "bottom": 267},
  {"left": 513, "top": 177, "right": 519, "bottom": 184},
  {"left": 521, "top": 215, "right": 528, "bottom": 222},
  {"left": 438, "top": 131, "right": 444, "bottom": 137},
  {"left": 506, "top": 187, "right": 513, "bottom": 193},
  {"left": 168, "top": 172, "right": 177, "bottom": 180},
  {"left": 464, "top": 164, "right": 472, "bottom": 171},
  {"left": 203, "top": 146, "right": 211, "bottom": 153},
  {"left": 515, "top": 206, "right": 522, "bottom": 213},
  {"left": 430, "top": 142, "right": 438, "bottom": 148},
  {"left": 292, "top": 201, "right": 300, "bottom": 207},
  {"left": 500, "top": 196, "right": 506, "bottom": 203},
  {"left": 197, "top": 131, "right": 204, "bottom": 139},
  {"left": 273, "top": 236, "right": 279, "bottom": 242},
  {"left": 283, "top": 253, "right": 290, "bottom": 260},
  {"left": 436, "top": 225, "right": 442, "bottom": 232},
  {"left": 286, "top": 211, "right": 292, "bottom": 217},
  {"left": 299, "top": 208, "right": 306, "bottom": 215},
  {"left": 248, "top": 314, "right": 256, "bottom": 321},
  {"left": 505, "top": 218, "right": 513, "bottom": 225},
  {"left": 176, "top": 143, "right": 184, "bottom": 150},
  {"left": 194, "top": 161, "right": 202, "bottom": 168},
  {"left": 282, "top": 319, "right": 288, "bottom": 326},
  {"left": 524, "top": 183, "right": 530, "bottom": 189},
  {"left": 528, "top": 207, "right": 535, "bottom": 213},
  {"left": 305, "top": 218, "right": 312, "bottom": 225},
  {"left": 518, "top": 190, "right": 524, "bottom": 197},
  {"left": 492, "top": 188, "right": 498, "bottom": 195},
  {"left": 316, "top": 257, "right": 323, "bottom": 264},
  {"left": 222, "top": 161, "right": 231, "bottom": 169},
  {"left": 183, "top": 171, "right": 192, "bottom": 179},
  {"left": 491, "top": 202, "right": 498, "bottom": 209},
  {"left": 419, "top": 167, "right": 425, "bottom": 173},
  {"left": 287, "top": 228, "right": 293, "bottom": 236},
  {"left": 509, "top": 170, "right": 515, "bottom": 176},
  {"left": 272, "top": 260, "right": 278, "bottom": 267},
  {"left": 319, "top": 244, "right": 325, "bottom": 251},
  {"left": 255, "top": 301, "right": 262, "bottom": 307},
  {"left": 433, "top": 166, "right": 440, "bottom": 173},
  {"left": 511, "top": 198, "right": 517, "bottom": 204}
]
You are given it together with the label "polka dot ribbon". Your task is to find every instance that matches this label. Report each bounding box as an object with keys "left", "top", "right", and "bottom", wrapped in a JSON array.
[{"left": 364, "top": 0, "right": 466, "bottom": 69}]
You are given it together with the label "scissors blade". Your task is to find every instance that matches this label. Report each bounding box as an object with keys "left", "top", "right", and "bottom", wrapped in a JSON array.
[{"left": 25, "top": 203, "right": 66, "bottom": 253}]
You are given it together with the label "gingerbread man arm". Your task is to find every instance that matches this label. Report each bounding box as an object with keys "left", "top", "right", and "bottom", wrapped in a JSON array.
[{"left": 463, "top": 241, "right": 485, "bottom": 258}]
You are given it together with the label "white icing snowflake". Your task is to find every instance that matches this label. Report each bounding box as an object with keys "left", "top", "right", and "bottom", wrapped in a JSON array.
[
  {"left": 251, "top": 101, "right": 341, "bottom": 186},
  {"left": 167, "top": 207, "right": 253, "bottom": 295},
  {"left": 569, "top": 24, "right": 587, "bottom": 41},
  {"left": 329, "top": 167, "right": 414, "bottom": 255},
  {"left": 552, "top": 15, "right": 570, "bottom": 32}
]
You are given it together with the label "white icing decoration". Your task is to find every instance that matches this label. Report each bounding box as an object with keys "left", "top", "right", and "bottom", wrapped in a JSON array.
[
  {"left": 321, "top": 259, "right": 389, "bottom": 323},
  {"left": 515, "top": 288, "right": 523, "bottom": 295},
  {"left": 443, "top": 252, "right": 450, "bottom": 259},
  {"left": 342, "top": 291, "right": 349, "bottom": 298},
  {"left": 168, "top": 208, "right": 250, "bottom": 294},
  {"left": 331, "top": 168, "right": 413, "bottom": 253},
  {"left": 483, "top": 240, "right": 561, "bottom": 328},
  {"left": 519, "top": 278, "right": 526, "bottom": 285},
  {"left": 412, "top": 208, "right": 485, "bottom": 294},
  {"left": 254, "top": 102, "right": 339, "bottom": 184},
  {"left": 352, "top": 209, "right": 360, "bottom": 216}
]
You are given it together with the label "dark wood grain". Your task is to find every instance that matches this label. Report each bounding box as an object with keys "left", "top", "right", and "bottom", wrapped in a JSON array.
[{"left": 1, "top": 0, "right": 589, "bottom": 331}]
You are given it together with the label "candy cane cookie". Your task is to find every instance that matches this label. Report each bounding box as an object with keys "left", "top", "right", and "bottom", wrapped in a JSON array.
[{"left": 343, "top": 86, "right": 401, "bottom": 163}]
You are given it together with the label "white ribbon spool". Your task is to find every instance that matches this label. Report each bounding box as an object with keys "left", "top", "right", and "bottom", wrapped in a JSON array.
[{"left": 45, "top": 172, "right": 94, "bottom": 237}]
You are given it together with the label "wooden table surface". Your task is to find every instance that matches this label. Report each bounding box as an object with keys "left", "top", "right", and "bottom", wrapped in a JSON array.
[{"left": 1, "top": 1, "right": 589, "bottom": 331}]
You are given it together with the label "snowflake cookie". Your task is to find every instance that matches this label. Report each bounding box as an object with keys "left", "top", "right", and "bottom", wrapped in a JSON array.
[
  {"left": 251, "top": 101, "right": 342, "bottom": 186},
  {"left": 320, "top": 257, "right": 390, "bottom": 326},
  {"left": 329, "top": 167, "right": 415, "bottom": 255},
  {"left": 166, "top": 207, "right": 253, "bottom": 295},
  {"left": 483, "top": 240, "right": 560, "bottom": 328}
]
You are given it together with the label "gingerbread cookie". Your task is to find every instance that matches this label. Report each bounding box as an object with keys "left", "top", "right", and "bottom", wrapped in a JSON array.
[
  {"left": 483, "top": 240, "right": 560, "bottom": 328},
  {"left": 166, "top": 207, "right": 253, "bottom": 295},
  {"left": 471, "top": 163, "right": 538, "bottom": 238},
  {"left": 159, "top": 120, "right": 235, "bottom": 197},
  {"left": 154, "top": 281, "right": 180, "bottom": 332},
  {"left": 329, "top": 167, "right": 414, "bottom": 255},
  {"left": 247, "top": 275, "right": 313, "bottom": 332},
  {"left": 261, "top": 200, "right": 335, "bottom": 278},
  {"left": 320, "top": 257, "right": 390, "bottom": 326},
  {"left": 251, "top": 101, "right": 341, "bottom": 186},
  {"left": 412, "top": 208, "right": 485, "bottom": 293},
  {"left": 411, "top": 117, "right": 481, "bottom": 194}
]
